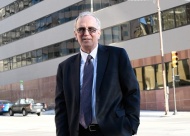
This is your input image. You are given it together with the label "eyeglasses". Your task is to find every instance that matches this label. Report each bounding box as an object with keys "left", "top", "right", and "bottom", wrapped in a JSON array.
[{"left": 76, "top": 27, "right": 98, "bottom": 34}]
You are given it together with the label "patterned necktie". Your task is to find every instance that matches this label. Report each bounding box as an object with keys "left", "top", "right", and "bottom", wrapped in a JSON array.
[{"left": 80, "top": 55, "right": 94, "bottom": 128}]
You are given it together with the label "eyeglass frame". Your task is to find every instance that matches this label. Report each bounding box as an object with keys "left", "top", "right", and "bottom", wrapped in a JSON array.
[{"left": 76, "top": 27, "right": 98, "bottom": 34}]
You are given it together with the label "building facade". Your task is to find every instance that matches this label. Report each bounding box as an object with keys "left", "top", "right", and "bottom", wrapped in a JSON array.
[{"left": 0, "top": 0, "right": 190, "bottom": 111}]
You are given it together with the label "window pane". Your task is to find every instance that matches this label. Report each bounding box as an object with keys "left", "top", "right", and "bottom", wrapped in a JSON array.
[
  {"left": 135, "top": 67, "right": 144, "bottom": 91},
  {"left": 0, "top": 60, "right": 3, "bottom": 72},
  {"left": 48, "top": 46, "right": 54, "bottom": 59},
  {"left": 36, "top": 49, "right": 42, "bottom": 62},
  {"left": 162, "top": 9, "right": 175, "bottom": 30},
  {"left": 155, "top": 64, "right": 163, "bottom": 89},
  {"left": 66, "top": 40, "right": 74, "bottom": 53},
  {"left": 121, "top": 22, "right": 130, "bottom": 41},
  {"left": 42, "top": 47, "right": 48, "bottom": 61},
  {"left": 112, "top": 26, "right": 121, "bottom": 43},
  {"left": 104, "top": 28, "right": 112, "bottom": 45},
  {"left": 152, "top": 13, "right": 159, "bottom": 33},
  {"left": 74, "top": 40, "right": 80, "bottom": 53},
  {"left": 3, "top": 59, "right": 8, "bottom": 71},
  {"left": 60, "top": 41, "right": 68, "bottom": 56},
  {"left": 71, "top": 3, "right": 78, "bottom": 20},
  {"left": 93, "top": 0, "right": 101, "bottom": 11},
  {"left": 54, "top": 44, "right": 61, "bottom": 58},
  {"left": 26, "top": 52, "right": 31, "bottom": 65},
  {"left": 31, "top": 50, "right": 37, "bottom": 64},
  {"left": 186, "top": 3, "right": 190, "bottom": 23},
  {"left": 175, "top": 5, "right": 187, "bottom": 27},
  {"left": 13, "top": 56, "right": 17, "bottom": 69},
  {"left": 21, "top": 53, "right": 26, "bottom": 66},
  {"left": 177, "top": 59, "right": 190, "bottom": 87},
  {"left": 130, "top": 19, "right": 142, "bottom": 38},
  {"left": 99, "top": 30, "right": 104, "bottom": 45},
  {"left": 16, "top": 55, "right": 21, "bottom": 68},
  {"left": 144, "top": 66, "right": 155, "bottom": 90}
]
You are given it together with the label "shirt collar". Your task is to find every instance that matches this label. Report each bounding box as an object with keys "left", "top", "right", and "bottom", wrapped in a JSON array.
[{"left": 80, "top": 45, "right": 98, "bottom": 62}]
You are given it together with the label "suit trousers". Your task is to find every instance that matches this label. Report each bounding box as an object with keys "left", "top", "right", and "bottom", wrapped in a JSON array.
[{"left": 79, "top": 124, "right": 104, "bottom": 136}]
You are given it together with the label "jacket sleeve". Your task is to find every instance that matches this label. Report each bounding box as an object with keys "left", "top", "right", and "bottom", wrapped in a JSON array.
[
  {"left": 55, "top": 63, "right": 70, "bottom": 136},
  {"left": 119, "top": 48, "right": 140, "bottom": 135}
]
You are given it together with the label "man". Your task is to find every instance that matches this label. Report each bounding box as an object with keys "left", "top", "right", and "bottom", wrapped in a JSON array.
[{"left": 55, "top": 11, "right": 140, "bottom": 136}]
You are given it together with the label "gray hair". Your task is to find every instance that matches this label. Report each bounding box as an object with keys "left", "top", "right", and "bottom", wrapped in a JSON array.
[{"left": 74, "top": 11, "right": 101, "bottom": 31}]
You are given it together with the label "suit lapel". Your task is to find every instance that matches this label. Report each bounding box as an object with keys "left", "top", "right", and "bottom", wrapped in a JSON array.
[{"left": 96, "top": 45, "right": 109, "bottom": 93}]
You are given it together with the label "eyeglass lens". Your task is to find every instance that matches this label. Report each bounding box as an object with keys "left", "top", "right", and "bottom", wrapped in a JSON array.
[{"left": 77, "top": 27, "right": 97, "bottom": 34}]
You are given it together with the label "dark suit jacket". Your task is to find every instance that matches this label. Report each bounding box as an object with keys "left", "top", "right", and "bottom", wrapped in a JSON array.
[{"left": 55, "top": 44, "right": 140, "bottom": 136}]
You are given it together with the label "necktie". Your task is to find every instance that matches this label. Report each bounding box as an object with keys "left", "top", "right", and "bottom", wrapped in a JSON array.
[{"left": 80, "top": 55, "right": 94, "bottom": 128}]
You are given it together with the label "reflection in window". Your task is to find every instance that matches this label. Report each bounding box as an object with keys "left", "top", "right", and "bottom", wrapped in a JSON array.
[
  {"left": 152, "top": 14, "right": 159, "bottom": 33},
  {"left": 135, "top": 67, "right": 144, "bottom": 91},
  {"left": 67, "top": 40, "right": 74, "bottom": 53},
  {"left": 144, "top": 66, "right": 155, "bottom": 90},
  {"left": 60, "top": 42, "right": 68, "bottom": 56},
  {"left": 93, "top": 0, "right": 101, "bottom": 11},
  {"left": 99, "top": 30, "right": 104, "bottom": 45},
  {"left": 13, "top": 56, "right": 17, "bottom": 69},
  {"left": 74, "top": 40, "right": 80, "bottom": 52},
  {"left": 26, "top": 52, "right": 32, "bottom": 65},
  {"left": 54, "top": 44, "right": 61, "bottom": 58},
  {"left": 42, "top": 47, "right": 48, "bottom": 61},
  {"left": 175, "top": 5, "right": 187, "bottom": 27},
  {"left": 186, "top": 4, "right": 190, "bottom": 23},
  {"left": 21, "top": 53, "right": 26, "bottom": 66},
  {"left": 31, "top": 50, "right": 37, "bottom": 64},
  {"left": 130, "top": 19, "right": 142, "bottom": 38},
  {"left": 162, "top": 9, "right": 175, "bottom": 30},
  {"left": 36, "top": 49, "right": 42, "bottom": 62},
  {"left": 104, "top": 28, "right": 112, "bottom": 45},
  {"left": 71, "top": 3, "right": 79, "bottom": 20},
  {"left": 121, "top": 22, "right": 130, "bottom": 41},
  {"left": 3, "top": 59, "right": 8, "bottom": 71},
  {"left": 177, "top": 59, "right": 190, "bottom": 86},
  {"left": 155, "top": 64, "right": 163, "bottom": 89},
  {"left": 48, "top": 46, "right": 54, "bottom": 59},
  {"left": 0, "top": 60, "right": 3, "bottom": 72},
  {"left": 112, "top": 26, "right": 121, "bottom": 43},
  {"left": 16, "top": 55, "right": 22, "bottom": 68}
]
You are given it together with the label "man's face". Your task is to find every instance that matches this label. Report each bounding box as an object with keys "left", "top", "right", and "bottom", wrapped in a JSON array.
[{"left": 74, "top": 15, "right": 101, "bottom": 53}]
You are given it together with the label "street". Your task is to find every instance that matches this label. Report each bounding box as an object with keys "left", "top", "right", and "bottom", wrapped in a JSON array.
[{"left": 0, "top": 110, "right": 190, "bottom": 136}]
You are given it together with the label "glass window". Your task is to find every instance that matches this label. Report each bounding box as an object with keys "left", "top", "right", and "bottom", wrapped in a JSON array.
[
  {"left": 42, "top": 47, "right": 48, "bottom": 61},
  {"left": 40, "top": 17, "right": 47, "bottom": 31},
  {"left": 52, "top": 12, "right": 59, "bottom": 27},
  {"left": 112, "top": 26, "right": 121, "bottom": 43},
  {"left": 144, "top": 65, "right": 156, "bottom": 90},
  {"left": 0, "top": 35, "right": 2, "bottom": 45},
  {"left": 48, "top": 46, "right": 54, "bottom": 59},
  {"left": 130, "top": 19, "right": 142, "bottom": 38},
  {"left": 134, "top": 67, "right": 144, "bottom": 91},
  {"left": 152, "top": 13, "right": 159, "bottom": 33},
  {"left": 16, "top": 55, "right": 22, "bottom": 68},
  {"left": 13, "top": 56, "right": 17, "bottom": 69},
  {"left": 71, "top": 3, "right": 79, "bottom": 20},
  {"left": 155, "top": 64, "right": 164, "bottom": 89},
  {"left": 99, "top": 30, "right": 104, "bottom": 45},
  {"left": 176, "top": 59, "right": 190, "bottom": 87},
  {"left": 46, "top": 15, "right": 52, "bottom": 29},
  {"left": 101, "top": 0, "right": 109, "bottom": 8},
  {"left": 31, "top": 50, "right": 37, "bottom": 64},
  {"left": 60, "top": 41, "right": 68, "bottom": 56},
  {"left": 64, "top": 7, "right": 71, "bottom": 22},
  {"left": 21, "top": 53, "right": 26, "bottom": 66},
  {"left": 74, "top": 40, "right": 80, "bottom": 53},
  {"left": 165, "top": 62, "right": 173, "bottom": 88},
  {"left": 104, "top": 28, "right": 112, "bottom": 45},
  {"left": 7, "top": 58, "right": 13, "bottom": 70},
  {"left": 0, "top": 8, "right": 5, "bottom": 20},
  {"left": 58, "top": 9, "right": 65, "bottom": 24},
  {"left": 26, "top": 52, "right": 31, "bottom": 65},
  {"left": 162, "top": 9, "right": 175, "bottom": 30},
  {"left": 175, "top": 5, "right": 187, "bottom": 27},
  {"left": 93, "top": 0, "right": 101, "bottom": 11},
  {"left": 83, "top": 0, "right": 91, "bottom": 11},
  {"left": 54, "top": 44, "right": 61, "bottom": 58},
  {"left": 3, "top": 59, "right": 8, "bottom": 71},
  {"left": 78, "top": 1, "right": 85, "bottom": 13},
  {"left": 186, "top": 3, "right": 190, "bottom": 23},
  {"left": 121, "top": 22, "right": 130, "bottom": 41},
  {"left": 0, "top": 60, "right": 3, "bottom": 72},
  {"left": 36, "top": 49, "right": 42, "bottom": 62},
  {"left": 66, "top": 40, "right": 74, "bottom": 53}
]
